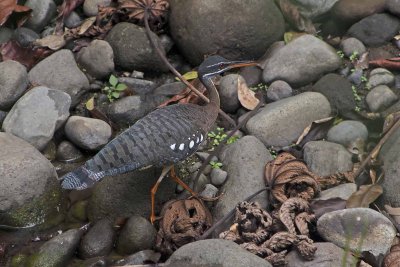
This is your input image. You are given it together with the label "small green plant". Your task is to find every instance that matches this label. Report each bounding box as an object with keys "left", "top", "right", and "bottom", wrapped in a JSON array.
[
  {"left": 268, "top": 147, "right": 278, "bottom": 159},
  {"left": 349, "top": 51, "right": 359, "bottom": 61},
  {"left": 360, "top": 75, "right": 368, "bottom": 83},
  {"left": 103, "top": 75, "right": 127, "bottom": 102},
  {"left": 352, "top": 85, "right": 362, "bottom": 112},
  {"left": 210, "top": 161, "right": 223, "bottom": 169},
  {"left": 208, "top": 127, "right": 239, "bottom": 146},
  {"left": 337, "top": 50, "right": 345, "bottom": 58},
  {"left": 250, "top": 83, "right": 268, "bottom": 91}
]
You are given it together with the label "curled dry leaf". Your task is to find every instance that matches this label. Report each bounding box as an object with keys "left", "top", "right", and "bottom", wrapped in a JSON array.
[
  {"left": 55, "top": 0, "right": 85, "bottom": 33},
  {"left": 156, "top": 198, "right": 212, "bottom": 255},
  {"left": 237, "top": 76, "right": 259, "bottom": 110},
  {"left": 118, "top": 0, "right": 169, "bottom": 30},
  {"left": 346, "top": 184, "right": 383, "bottom": 208},
  {"left": 0, "top": 40, "right": 53, "bottom": 70},
  {"left": 0, "top": 0, "right": 32, "bottom": 27},
  {"left": 264, "top": 152, "right": 320, "bottom": 204},
  {"left": 383, "top": 244, "right": 400, "bottom": 267},
  {"left": 295, "top": 117, "right": 334, "bottom": 147},
  {"left": 33, "top": 35, "right": 66, "bottom": 50},
  {"left": 279, "top": 197, "right": 310, "bottom": 235}
]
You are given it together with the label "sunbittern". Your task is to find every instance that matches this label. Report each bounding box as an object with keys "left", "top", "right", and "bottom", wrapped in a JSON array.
[{"left": 61, "top": 55, "right": 257, "bottom": 223}]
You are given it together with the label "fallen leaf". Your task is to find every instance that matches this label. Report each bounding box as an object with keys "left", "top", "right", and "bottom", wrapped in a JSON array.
[
  {"left": 354, "top": 52, "right": 369, "bottom": 70},
  {"left": 310, "top": 198, "right": 347, "bottom": 219},
  {"left": 237, "top": 76, "right": 259, "bottom": 110},
  {"left": 0, "top": 40, "right": 53, "bottom": 70},
  {"left": 78, "top": 16, "right": 96, "bottom": 35},
  {"left": 0, "top": 0, "right": 32, "bottom": 27},
  {"left": 56, "top": 0, "right": 85, "bottom": 33},
  {"left": 296, "top": 117, "right": 334, "bottom": 147},
  {"left": 346, "top": 184, "right": 383, "bottom": 208},
  {"left": 385, "top": 205, "right": 400, "bottom": 224},
  {"left": 176, "top": 71, "right": 198, "bottom": 81},
  {"left": 85, "top": 97, "right": 95, "bottom": 111},
  {"left": 33, "top": 35, "right": 66, "bottom": 50}
]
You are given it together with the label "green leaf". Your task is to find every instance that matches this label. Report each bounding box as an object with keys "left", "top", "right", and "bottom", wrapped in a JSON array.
[
  {"left": 111, "top": 92, "right": 120, "bottom": 98},
  {"left": 116, "top": 83, "right": 127, "bottom": 91},
  {"left": 109, "top": 75, "right": 118, "bottom": 87},
  {"left": 85, "top": 96, "right": 95, "bottom": 111}
]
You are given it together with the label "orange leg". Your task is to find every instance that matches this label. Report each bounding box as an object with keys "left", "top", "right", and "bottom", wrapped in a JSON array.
[
  {"left": 150, "top": 165, "right": 172, "bottom": 224},
  {"left": 170, "top": 166, "right": 197, "bottom": 196}
]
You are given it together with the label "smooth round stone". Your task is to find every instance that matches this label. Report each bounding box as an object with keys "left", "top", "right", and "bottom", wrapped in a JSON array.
[
  {"left": 12, "top": 27, "right": 40, "bottom": 47},
  {"left": 327, "top": 120, "right": 368, "bottom": 147},
  {"left": 266, "top": 80, "right": 293, "bottom": 101},
  {"left": 366, "top": 85, "right": 398, "bottom": 112},
  {"left": 317, "top": 208, "right": 396, "bottom": 258},
  {"left": 83, "top": 0, "right": 112, "bottom": 16},
  {"left": 199, "top": 184, "right": 218, "bottom": 199},
  {"left": 0, "top": 60, "right": 29, "bottom": 110},
  {"left": 339, "top": 37, "right": 366, "bottom": 57},
  {"left": 368, "top": 68, "right": 395, "bottom": 88},
  {"left": 64, "top": 116, "right": 112, "bottom": 151},
  {"left": 387, "top": 0, "right": 400, "bottom": 16},
  {"left": 64, "top": 11, "right": 82, "bottom": 28},
  {"left": 303, "top": 141, "right": 353, "bottom": 177},
  {"left": 218, "top": 74, "right": 242, "bottom": 113},
  {"left": 76, "top": 40, "right": 114, "bottom": 79},
  {"left": 24, "top": 0, "right": 57, "bottom": 32},
  {"left": 56, "top": 141, "right": 83, "bottom": 163},
  {"left": 210, "top": 168, "right": 228, "bottom": 186},
  {"left": 332, "top": 0, "right": 386, "bottom": 23},
  {"left": 79, "top": 218, "right": 114, "bottom": 259},
  {"left": 347, "top": 68, "right": 364, "bottom": 86},
  {"left": 0, "top": 27, "right": 13, "bottom": 44},
  {"left": 116, "top": 216, "right": 156, "bottom": 255}
]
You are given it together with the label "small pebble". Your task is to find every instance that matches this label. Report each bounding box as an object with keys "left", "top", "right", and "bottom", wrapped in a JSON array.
[
  {"left": 339, "top": 37, "right": 366, "bottom": 58},
  {"left": 12, "top": 27, "right": 39, "bottom": 47},
  {"left": 56, "top": 140, "right": 84, "bottom": 163},
  {"left": 367, "top": 68, "right": 395, "bottom": 88},
  {"left": 347, "top": 68, "right": 363, "bottom": 86},
  {"left": 64, "top": 11, "right": 82, "bottom": 28},
  {"left": 266, "top": 80, "right": 293, "bottom": 101},
  {"left": 210, "top": 168, "right": 228, "bottom": 186},
  {"left": 366, "top": 85, "right": 398, "bottom": 112},
  {"left": 200, "top": 184, "right": 218, "bottom": 199}
]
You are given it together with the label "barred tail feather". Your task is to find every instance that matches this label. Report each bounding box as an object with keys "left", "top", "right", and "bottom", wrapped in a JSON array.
[{"left": 61, "top": 166, "right": 105, "bottom": 190}]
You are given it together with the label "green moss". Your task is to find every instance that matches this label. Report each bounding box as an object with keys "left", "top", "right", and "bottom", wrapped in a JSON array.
[
  {"left": 1, "top": 186, "right": 65, "bottom": 230},
  {"left": 10, "top": 253, "right": 28, "bottom": 267},
  {"left": 68, "top": 200, "right": 88, "bottom": 222}
]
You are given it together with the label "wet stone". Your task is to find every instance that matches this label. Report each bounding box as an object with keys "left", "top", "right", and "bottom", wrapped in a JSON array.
[
  {"left": 56, "top": 140, "right": 84, "bottom": 163},
  {"left": 79, "top": 218, "right": 115, "bottom": 259},
  {"left": 116, "top": 215, "right": 156, "bottom": 255}
]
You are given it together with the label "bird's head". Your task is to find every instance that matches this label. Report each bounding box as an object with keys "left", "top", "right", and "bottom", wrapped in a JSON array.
[{"left": 198, "top": 55, "right": 258, "bottom": 82}]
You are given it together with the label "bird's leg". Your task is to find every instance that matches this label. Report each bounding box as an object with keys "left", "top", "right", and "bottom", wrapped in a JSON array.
[
  {"left": 169, "top": 166, "right": 197, "bottom": 196},
  {"left": 150, "top": 165, "right": 173, "bottom": 224}
]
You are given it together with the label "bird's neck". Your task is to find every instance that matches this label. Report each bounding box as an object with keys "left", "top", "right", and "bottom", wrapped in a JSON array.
[{"left": 201, "top": 77, "right": 220, "bottom": 107}]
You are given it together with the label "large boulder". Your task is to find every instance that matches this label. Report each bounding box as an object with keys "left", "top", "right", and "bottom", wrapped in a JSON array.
[
  {"left": 105, "top": 22, "right": 168, "bottom": 72},
  {"left": 2, "top": 86, "right": 71, "bottom": 151},
  {"left": 0, "top": 133, "right": 63, "bottom": 228},
  {"left": 169, "top": 0, "right": 284, "bottom": 65},
  {"left": 246, "top": 92, "right": 331, "bottom": 147},
  {"left": 263, "top": 35, "right": 341, "bottom": 86}
]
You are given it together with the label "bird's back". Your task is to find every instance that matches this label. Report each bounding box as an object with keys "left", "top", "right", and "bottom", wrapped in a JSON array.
[{"left": 61, "top": 103, "right": 216, "bottom": 189}]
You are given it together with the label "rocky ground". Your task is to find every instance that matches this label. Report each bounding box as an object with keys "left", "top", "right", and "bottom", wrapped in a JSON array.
[{"left": 1, "top": 0, "right": 400, "bottom": 266}]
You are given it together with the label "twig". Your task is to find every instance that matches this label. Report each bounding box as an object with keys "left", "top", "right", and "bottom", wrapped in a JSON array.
[
  {"left": 143, "top": 10, "right": 236, "bottom": 127},
  {"left": 353, "top": 118, "right": 400, "bottom": 180},
  {"left": 193, "top": 95, "right": 264, "bottom": 193}
]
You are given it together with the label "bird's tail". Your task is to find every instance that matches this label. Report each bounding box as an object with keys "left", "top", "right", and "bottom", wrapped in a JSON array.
[{"left": 60, "top": 166, "right": 104, "bottom": 190}]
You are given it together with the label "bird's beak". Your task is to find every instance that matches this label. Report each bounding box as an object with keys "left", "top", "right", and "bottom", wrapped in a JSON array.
[{"left": 226, "top": 60, "right": 259, "bottom": 69}]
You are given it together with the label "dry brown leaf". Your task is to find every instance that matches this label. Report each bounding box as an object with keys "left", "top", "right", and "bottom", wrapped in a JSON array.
[
  {"left": 0, "top": 0, "right": 32, "bottom": 27},
  {"left": 33, "top": 35, "right": 66, "bottom": 50},
  {"left": 354, "top": 52, "right": 369, "bottom": 70},
  {"left": 55, "top": 0, "right": 85, "bottom": 33},
  {"left": 237, "top": 76, "right": 259, "bottom": 110},
  {"left": 0, "top": 40, "right": 53, "bottom": 70},
  {"left": 346, "top": 184, "right": 383, "bottom": 208},
  {"left": 78, "top": 16, "right": 96, "bottom": 35},
  {"left": 369, "top": 57, "right": 400, "bottom": 70},
  {"left": 295, "top": 117, "right": 334, "bottom": 147},
  {"left": 385, "top": 205, "right": 400, "bottom": 225},
  {"left": 279, "top": 197, "right": 310, "bottom": 235}
]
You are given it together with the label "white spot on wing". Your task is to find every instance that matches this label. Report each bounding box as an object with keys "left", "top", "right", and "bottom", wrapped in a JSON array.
[
  {"left": 170, "top": 143, "right": 176, "bottom": 150},
  {"left": 179, "top": 143, "right": 185, "bottom": 150},
  {"left": 189, "top": 140, "right": 194, "bottom": 148},
  {"left": 196, "top": 137, "right": 200, "bottom": 143},
  {"left": 200, "top": 134, "right": 204, "bottom": 142}
]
